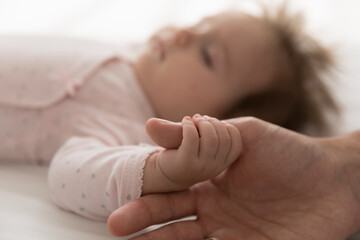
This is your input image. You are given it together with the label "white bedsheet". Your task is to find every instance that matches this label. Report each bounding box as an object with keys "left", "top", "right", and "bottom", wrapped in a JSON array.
[
  {"left": 0, "top": 165, "right": 132, "bottom": 240},
  {"left": 1, "top": 1, "right": 360, "bottom": 239}
]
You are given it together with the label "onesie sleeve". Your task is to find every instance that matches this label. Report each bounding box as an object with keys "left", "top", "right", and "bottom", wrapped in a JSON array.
[{"left": 47, "top": 136, "right": 161, "bottom": 221}]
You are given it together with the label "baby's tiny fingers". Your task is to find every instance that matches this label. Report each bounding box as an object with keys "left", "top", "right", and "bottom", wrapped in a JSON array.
[
  {"left": 193, "top": 117, "right": 218, "bottom": 159},
  {"left": 224, "top": 122, "right": 242, "bottom": 165},
  {"left": 209, "top": 119, "right": 231, "bottom": 161},
  {"left": 180, "top": 116, "right": 199, "bottom": 156}
]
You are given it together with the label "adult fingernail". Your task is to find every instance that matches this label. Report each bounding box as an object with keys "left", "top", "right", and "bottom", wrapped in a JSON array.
[{"left": 155, "top": 118, "right": 173, "bottom": 123}]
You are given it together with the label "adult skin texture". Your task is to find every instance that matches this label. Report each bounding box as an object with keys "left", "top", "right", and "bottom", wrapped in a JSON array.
[{"left": 108, "top": 117, "right": 360, "bottom": 240}]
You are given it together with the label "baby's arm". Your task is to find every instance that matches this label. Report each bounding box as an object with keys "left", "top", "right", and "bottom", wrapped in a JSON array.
[
  {"left": 48, "top": 136, "right": 161, "bottom": 221},
  {"left": 48, "top": 115, "right": 241, "bottom": 220},
  {"left": 142, "top": 114, "right": 242, "bottom": 194}
]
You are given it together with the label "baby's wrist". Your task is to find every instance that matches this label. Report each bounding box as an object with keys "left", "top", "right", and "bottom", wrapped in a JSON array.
[
  {"left": 156, "top": 150, "right": 191, "bottom": 190},
  {"left": 142, "top": 150, "right": 187, "bottom": 195}
]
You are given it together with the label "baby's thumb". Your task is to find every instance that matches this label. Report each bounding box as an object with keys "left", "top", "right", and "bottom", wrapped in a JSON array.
[{"left": 146, "top": 118, "right": 183, "bottom": 149}]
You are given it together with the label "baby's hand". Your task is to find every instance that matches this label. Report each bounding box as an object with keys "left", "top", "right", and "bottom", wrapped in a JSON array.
[{"left": 156, "top": 114, "right": 242, "bottom": 189}]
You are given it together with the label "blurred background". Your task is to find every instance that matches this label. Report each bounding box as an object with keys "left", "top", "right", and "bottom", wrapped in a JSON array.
[{"left": 0, "top": 0, "right": 359, "bottom": 134}]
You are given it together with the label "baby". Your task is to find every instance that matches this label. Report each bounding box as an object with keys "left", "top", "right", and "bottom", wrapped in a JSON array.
[{"left": 0, "top": 7, "right": 337, "bottom": 221}]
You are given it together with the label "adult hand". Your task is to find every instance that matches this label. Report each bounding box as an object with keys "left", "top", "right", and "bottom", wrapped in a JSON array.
[{"left": 108, "top": 117, "right": 360, "bottom": 240}]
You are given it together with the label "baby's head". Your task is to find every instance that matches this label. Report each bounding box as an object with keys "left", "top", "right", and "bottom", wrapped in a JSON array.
[{"left": 134, "top": 5, "right": 338, "bottom": 135}]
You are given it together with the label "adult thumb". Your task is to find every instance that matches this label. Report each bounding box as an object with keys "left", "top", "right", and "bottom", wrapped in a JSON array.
[{"left": 146, "top": 118, "right": 183, "bottom": 149}]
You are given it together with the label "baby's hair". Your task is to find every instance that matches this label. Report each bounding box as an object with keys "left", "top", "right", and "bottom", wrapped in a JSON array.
[{"left": 224, "top": 2, "right": 339, "bottom": 136}]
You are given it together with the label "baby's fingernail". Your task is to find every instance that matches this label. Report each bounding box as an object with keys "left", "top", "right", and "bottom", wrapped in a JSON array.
[
  {"left": 183, "top": 116, "right": 192, "bottom": 121},
  {"left": 193, "top": 114, "right": 201, "bottom": 119}
]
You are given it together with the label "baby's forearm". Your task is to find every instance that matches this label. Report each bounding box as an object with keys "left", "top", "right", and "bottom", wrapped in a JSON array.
[{"left": 142, "top": 151, "right": 186, "bottom": 195}]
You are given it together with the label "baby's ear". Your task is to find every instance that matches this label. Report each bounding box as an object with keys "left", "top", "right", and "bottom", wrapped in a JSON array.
[{"left": 146, "top": 118, "right": 183, "bottom": 149}]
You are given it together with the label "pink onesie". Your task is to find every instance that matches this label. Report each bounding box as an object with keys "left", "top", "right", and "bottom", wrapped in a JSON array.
[{"left": 0, "top": 35, "right": 161, "bottom": 220}]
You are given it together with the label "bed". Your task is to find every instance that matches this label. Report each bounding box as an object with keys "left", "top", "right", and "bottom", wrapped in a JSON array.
[
  {"left": 1, "top": 1, "right": 359, "bottom": 239},
  {"left": 0, "top": 165, "right": 126, "bottom": 240}
]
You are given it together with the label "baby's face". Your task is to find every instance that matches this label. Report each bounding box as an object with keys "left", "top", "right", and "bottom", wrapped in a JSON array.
[{"left": 134, "top": 12, "right": 278, "bottom": 121}]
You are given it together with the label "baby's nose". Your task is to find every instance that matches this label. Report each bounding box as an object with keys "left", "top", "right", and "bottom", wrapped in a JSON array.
[{"left": 174, "top": 28, "right": 195, "bottom": 47}]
